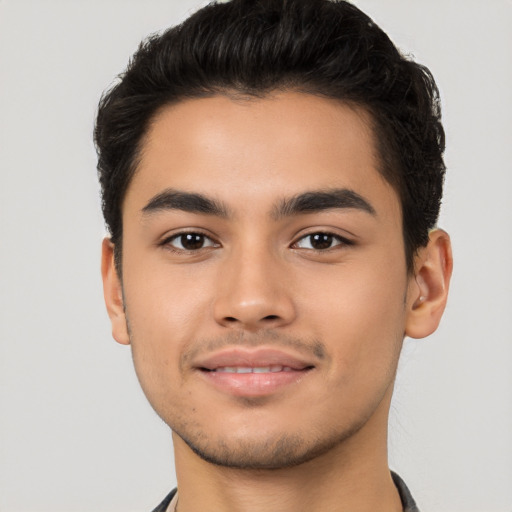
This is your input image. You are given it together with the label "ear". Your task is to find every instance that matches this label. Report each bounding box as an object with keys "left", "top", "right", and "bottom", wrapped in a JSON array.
[
  {"left": 101, "top": 237, "right": 130, "bottom": 345},
  {"left": 405, "top": 229, "right": 453, "bottom": 339}
]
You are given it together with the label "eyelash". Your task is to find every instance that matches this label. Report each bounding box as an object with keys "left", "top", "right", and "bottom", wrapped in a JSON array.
[
  {"left": 160, "top": 230, "right": 353, "bottom": 253},
  {"left": 292, "top": 232, "right": 353, "bottom": 252},
  {"left": 160, "top": 231, "right": 219, "bottom": 253}
]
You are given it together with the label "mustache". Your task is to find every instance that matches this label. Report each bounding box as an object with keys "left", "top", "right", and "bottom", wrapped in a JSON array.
[{"left": 180, "top": 330, "right": 328, "bottom": 369}]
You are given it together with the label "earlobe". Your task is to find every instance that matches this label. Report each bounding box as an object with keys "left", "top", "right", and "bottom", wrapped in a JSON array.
[
  {"left": 101, "top": 237, "right": 130, "bottom": 345},
  {"left": 405, "top": 229, "right": 453, "bottom": 339}
]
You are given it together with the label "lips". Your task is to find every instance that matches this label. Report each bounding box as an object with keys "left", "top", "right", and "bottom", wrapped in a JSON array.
[
  {"left": 194, "top": 348, "right": 315, "bottom": 397},
  {"left": 211, "top": 365, "right": 295, "bottom": 374},
  {"left": 195, "top": 347, "right": 314, "bottom": 372}
]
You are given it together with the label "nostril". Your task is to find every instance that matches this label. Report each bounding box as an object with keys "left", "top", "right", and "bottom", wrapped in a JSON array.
[{"left": 219, "top": 313, "right": 286, "bottom": 327}]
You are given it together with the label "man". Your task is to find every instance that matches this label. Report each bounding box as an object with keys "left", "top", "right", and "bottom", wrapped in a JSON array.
[{"left": 95, "top": 0, "right": 452, "bottom": 510}]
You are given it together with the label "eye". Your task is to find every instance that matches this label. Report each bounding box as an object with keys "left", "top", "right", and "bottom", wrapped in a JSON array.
[
  {"left": 164, "top": 232, "right": 218, "bottom": 251},
  {"left": 294, "top": 232, "right": 349, "bottom": 251}
]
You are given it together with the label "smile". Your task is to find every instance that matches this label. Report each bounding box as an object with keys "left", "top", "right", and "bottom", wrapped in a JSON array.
[
  {"left": 205, "top": 365, "right": 295, "bottom": 373},
  {"left": 194, "top": 348, "right": 316, "bottom": 397}
]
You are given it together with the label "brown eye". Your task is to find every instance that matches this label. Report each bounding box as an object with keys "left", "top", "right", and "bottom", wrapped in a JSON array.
[
  {"left": 309, "top": 233, "right": 334, "bottom": 250},
  {"left": 295, "top": 232, "right": 347, "bottom": 250},
  {"left": 167, "top": 233, "right": 217, "bottom": 251}
]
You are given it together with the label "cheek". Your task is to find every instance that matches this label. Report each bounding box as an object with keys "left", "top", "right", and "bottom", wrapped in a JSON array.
[
  {"left": 297, "top": 259, "right": 407, "bottom": 380},
  {"left": 124, "top": 254, "right": 214, "bottom": 335},
  {"left": 122, "top": 262, "right": 216, "bottom": 393}
]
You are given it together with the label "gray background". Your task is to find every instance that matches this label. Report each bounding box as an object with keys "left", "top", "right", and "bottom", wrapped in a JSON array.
[{"left": 1, "top": 0, "right": 511, "bottom": 510}]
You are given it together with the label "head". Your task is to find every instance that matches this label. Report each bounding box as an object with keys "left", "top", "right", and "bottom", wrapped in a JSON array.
[
  {"left": 95, "top": 0, "right": 445, "bottom": 275},
  {"left": 97, "top": 0, "right": 452, "bottom": 471}
]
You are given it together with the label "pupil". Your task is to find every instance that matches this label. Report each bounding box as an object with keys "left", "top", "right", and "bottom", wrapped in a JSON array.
[
  {"left": 311, "top": 233, "right": 333, "bottom": 250},
  {"left": 181, "top": 233, "right": 204, "bottom": 250}
]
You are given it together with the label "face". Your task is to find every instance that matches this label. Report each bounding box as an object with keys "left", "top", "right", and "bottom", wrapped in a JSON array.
[{"left": 104, "top": 92, "right": 426, "bottom": 469}]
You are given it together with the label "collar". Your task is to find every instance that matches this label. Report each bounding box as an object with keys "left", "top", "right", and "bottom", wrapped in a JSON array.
[{"left": 152, "top": 472, "right": 420, "bottom": 512}]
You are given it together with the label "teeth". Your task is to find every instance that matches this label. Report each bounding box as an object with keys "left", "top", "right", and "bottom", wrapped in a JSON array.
[
  {"left": 221, "top": 367, "right": 239, "bottom": 373},
  {"left": 253, "top": 366, "right": 271, "bottom": 373},
  {"left": 214, "top": 366, "right": 294, "bottom": 374}
]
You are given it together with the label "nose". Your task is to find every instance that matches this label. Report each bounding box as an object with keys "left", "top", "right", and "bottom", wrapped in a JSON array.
[{"left": 213, "top": 246, "right": 296, "bottom": 331}]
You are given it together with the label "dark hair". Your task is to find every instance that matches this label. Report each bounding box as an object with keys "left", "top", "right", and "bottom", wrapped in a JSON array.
[{"left": 95, "top": 0, "right": 445, "bottom": 273}]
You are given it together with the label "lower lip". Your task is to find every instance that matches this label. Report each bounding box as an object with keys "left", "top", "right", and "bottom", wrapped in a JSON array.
[{"left": 197, "top": 368, "right": 312, "bottom": 397}]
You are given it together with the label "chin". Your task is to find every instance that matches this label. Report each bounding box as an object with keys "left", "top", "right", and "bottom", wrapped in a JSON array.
[{"left": 173, "top": 420, "right": 365, "bottom": 470}]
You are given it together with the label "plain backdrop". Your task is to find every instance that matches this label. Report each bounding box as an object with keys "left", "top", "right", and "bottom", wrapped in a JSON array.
[{"left": 1, "top": 1, "right": 511, "bottom": 511}]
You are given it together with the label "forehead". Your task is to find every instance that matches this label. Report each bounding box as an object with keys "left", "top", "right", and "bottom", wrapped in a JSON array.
[{"left": 126, "top": 92, "right": 399, "bottom": 219}]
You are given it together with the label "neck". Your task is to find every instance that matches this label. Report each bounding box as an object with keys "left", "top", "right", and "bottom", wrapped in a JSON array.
[{"left": 171, "top": 387, "right": 402, "bottom": 512}]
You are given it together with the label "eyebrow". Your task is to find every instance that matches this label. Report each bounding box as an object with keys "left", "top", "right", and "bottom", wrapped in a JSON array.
[
  {"left": 271, "top": 188, "right": 376, "bottom": 219},
  {"left": 142, "top": 189, "right": 230, "bottom": 217},
  {"left": 141, "top": 187, "right": 375, "bottom": 220}
]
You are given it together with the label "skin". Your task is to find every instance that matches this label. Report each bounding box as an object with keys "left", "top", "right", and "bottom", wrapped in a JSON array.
[{"left": 102, "top": 92, "right": 452, "bottom": 512}]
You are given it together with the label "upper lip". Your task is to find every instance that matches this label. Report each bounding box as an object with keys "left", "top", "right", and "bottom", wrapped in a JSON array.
[{"left": 194, "top": 347, "right": 315, "bottom": 371}]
